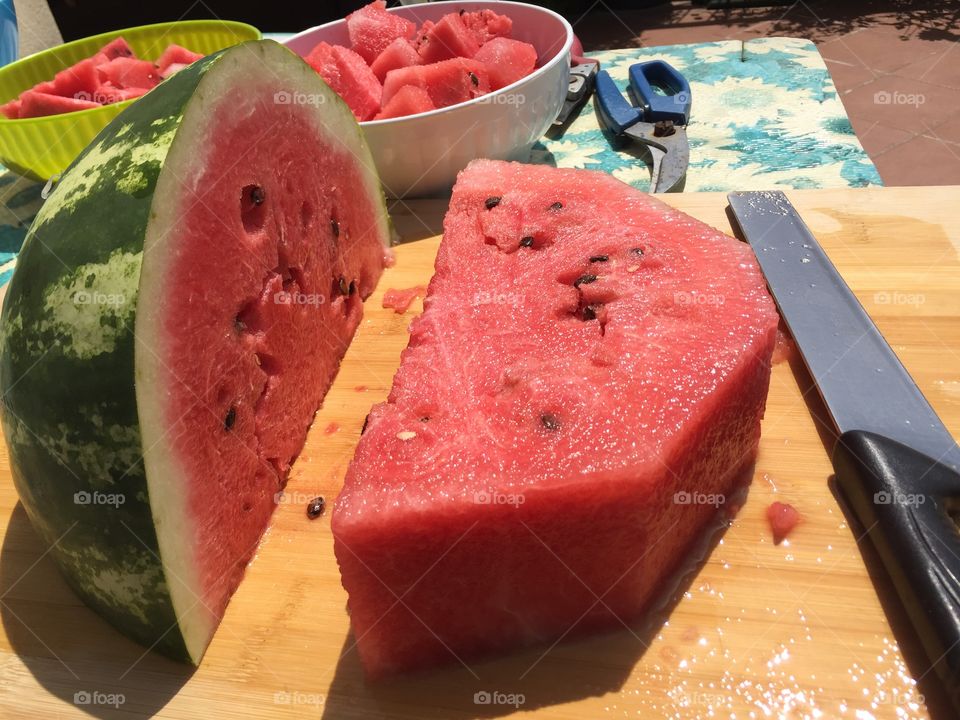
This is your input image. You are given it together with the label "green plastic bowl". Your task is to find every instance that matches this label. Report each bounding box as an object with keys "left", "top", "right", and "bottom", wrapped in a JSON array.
[{"left": 0, "top": 20, "right": 262, "bottom": 180}]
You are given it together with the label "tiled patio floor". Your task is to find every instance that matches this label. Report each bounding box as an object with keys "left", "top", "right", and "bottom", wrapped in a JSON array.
[{"left": 574, "top": 0, "right": 960, "bottom": 186}]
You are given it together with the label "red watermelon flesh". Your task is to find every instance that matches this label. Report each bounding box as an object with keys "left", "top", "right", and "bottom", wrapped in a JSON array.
[
  {"left": 157, "top": 43, "right": 204, "bottom": 74},
  {"left": 99, "top": 36, "right": 134, "bottom": 60},
  {"left": 97, "top": 57, "right": 161, "bottom": 90},
  {"left": 382, "top": 58, "right": 489, "bottom": 110},
  {"left": 461, "top": 8, "right": 513, "bottom": 45},
  {"left": 369, "top": 37, "right": 421, "bottom": 83},
  {"left": 346, "top": 0, "right": 416, "bottom": 64},
  {"left": 52, "top": 58, "right": 99, "bottom": 100},
  {"left": 374, "top": 85, "right": 434, "bottom": 120},
  {"left": 416, "top": 13, "right": 480, "bottom": 64},
  {"left": 0, "top": 98, "right": 20, "bottom": 119},
  {"left": 138, "top": 78, "right": 390, "bottom": 635},
  {"left": 474, "top": 37, "right": 537, "bottom": 90},
  {"left": 412, "top": 19, "right": 434, "bottom": 54},
  {"left": 18, "top": 90, "right": 100, "bottom": 118},
  {"left": 333, "top": 160, "right": 779, "bottom": 677},
  {"left": 306, "top": 42, "right": 382, "bottom": 121}
]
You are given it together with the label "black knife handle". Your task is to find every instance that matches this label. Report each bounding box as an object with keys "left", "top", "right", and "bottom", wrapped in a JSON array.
[{"left": 832, "top": 430, "right": 960, "bottom": 712}]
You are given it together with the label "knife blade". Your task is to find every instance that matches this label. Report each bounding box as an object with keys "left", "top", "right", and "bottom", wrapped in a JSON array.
[{"left": 728, "top": 190, "right": 960, "bottom": 713}]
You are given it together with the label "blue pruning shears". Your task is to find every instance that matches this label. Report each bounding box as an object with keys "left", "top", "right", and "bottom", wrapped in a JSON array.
[{"left": 595, "top": 60, "right": 692, "bottom": 193}]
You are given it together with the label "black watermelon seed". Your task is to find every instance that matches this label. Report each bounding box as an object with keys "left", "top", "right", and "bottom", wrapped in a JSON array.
[
  {"left": 250, "top": 186, "right": 266, "bottom": 205},
  {"left": 589, "top": 255, "right": 608, "bottom": 263},
  {"left": 548, "top": 201, "right": 563, "bottom": 211},
  {"left": 234, "top": 316, "right": 246, "bottom": 333},
  {"left": 484, "top": 196, "right": 501, "bottom": 210},
  {"left": 361, "top": 414, "right": 370, "bottom": 434},
  {"left": 468, "top": 71, "right": 479, "bottom": 87},
  {"left": 630, "top": 247, "right": 644, "bottom": 256},
  {"left": 224, "top": 407, "right": 237, "bottom": 430},
  {"left": 582, "top": 304, "right": 598, "bottom": 321},
  {"left": 419, "top": 416, "right": 430, "bottom": 422},
  {"left": 331, "top": 219, "right": 340, "bottom": 237},
  {"left": 348, "top": 279, "right": 357, "bottom": 295},
  {"left": 541, "top": 413, "right": 560, "bottom": 431},
  {"left": 338, "top": 276, "right": 349, "bottom": 295},
  {"left": 573, "top": 274, "right": 597, "bottom": 288},
  {"left": 519, "top": 236, "right": 534, "bottom": 248},
  {"left": 306, "top": 496, "right": 325, "bottom": 519}
]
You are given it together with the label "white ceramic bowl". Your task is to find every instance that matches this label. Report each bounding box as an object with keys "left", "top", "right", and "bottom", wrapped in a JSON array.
[{"left": 284, "top": 0, "right": 573, "bottom": 198}]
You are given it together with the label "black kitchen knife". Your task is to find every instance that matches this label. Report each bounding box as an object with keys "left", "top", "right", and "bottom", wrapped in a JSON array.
[{"left": 727, "top": 190, "right": 960, "bottom": 714}]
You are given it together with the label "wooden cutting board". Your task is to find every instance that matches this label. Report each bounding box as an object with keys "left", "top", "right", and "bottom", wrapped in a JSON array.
[{"left": 1, "top": 186, "right": 958, "bottom": 720}]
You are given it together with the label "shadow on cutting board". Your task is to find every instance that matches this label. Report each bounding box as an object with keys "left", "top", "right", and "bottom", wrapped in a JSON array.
[
  {"left": 319, "top": 495, "right": 743, "bottom": 720},
  {"left": 0, "top": 503, "right": 193, "bottom": 719}
]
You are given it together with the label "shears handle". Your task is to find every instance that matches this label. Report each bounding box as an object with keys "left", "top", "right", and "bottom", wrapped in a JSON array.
[
  {"left": 629, "top": 60, "right": 691, "bottom": 125},
  {"left": 594, "top": 69, "right": 642, "bottom": 135}
]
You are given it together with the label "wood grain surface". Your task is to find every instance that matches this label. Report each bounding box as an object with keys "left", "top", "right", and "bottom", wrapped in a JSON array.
[{"left": 1, "top": 186, "right": 958, "bottom": 719}]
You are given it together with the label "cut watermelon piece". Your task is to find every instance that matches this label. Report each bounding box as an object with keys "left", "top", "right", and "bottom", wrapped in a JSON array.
[
  {"left": 461, "top": 9, "right": 513, "bottom": 45},
  {"left": 382, "top": 58, "right": 489, "bottom": 110},
  {"left": 157, "top": 43, "right": 203, "bottom": 74},
  {"left": 305, "top": 42, "right": 382, "bottom": 121},
  {"left": 99, "top": 36, "right": 135, "bottom": 61},
  {"left": 474, "top": 37, "right": 537, "bottom": 90},
  {"left": 0, "top": 40, "right": 390, "bottom": 664},
  {"left": 333, "top": 160, "right": 779, "bottom": 677},
  {"left": 416, "top": 13, "right": 480, "bottom": 64},
  {"left": 767, "top": 501, "right": 800, "bottom": 544},
  {"left": 413, "top": 19, "right": 435, "bottom": 54},
  {"left": 52, "top": 58, "right": 100, "bottom": 100},
  {"left": 0, "top": 97, "right": 21, "bottom": 119},
  {"left": 18, "top": 90, "right": 100, "bottom": 118},
  {"left": 369, "top": 37, "right": 421, "bottom": 83},
  {"left": 346, "top": 0, "right": 416, "bottom": 64},
  {"left": 374, "top": 85, "right": 434, "bottom": 120},
  {"left": 97, "top": 57, "right": 161, "bottom": 90}
]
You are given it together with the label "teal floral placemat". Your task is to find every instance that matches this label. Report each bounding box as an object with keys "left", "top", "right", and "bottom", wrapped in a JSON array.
[{"left": 533, "top": 37, "right": 882, "bottom": 192}]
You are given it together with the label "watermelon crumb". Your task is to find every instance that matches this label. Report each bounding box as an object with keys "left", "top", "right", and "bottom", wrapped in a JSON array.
[
  {"left": 355, "top": 385, "right": 368, "bottom": 392},
  {"left": 766, "top": 501, "right": 801, "bottom": 544},
  {"left": 324, "top": 422, "right": 340, "bottom": 435},
  {"left": 382, "top": 285, "right": 427, "bottom": 314}
]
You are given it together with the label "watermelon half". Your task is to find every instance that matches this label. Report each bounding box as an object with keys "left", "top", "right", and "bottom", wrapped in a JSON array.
[
  {"left": 0, "top": 40, "right": 391, "bottom": 663},
  {"left": 333, "top": 160, "right": 779, "bottom": 677}
]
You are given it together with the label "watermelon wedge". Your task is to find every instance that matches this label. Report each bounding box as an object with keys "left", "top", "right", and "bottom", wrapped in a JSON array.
[
  {"left": 346, "top": 0, "right": 416, "bottom": 63},
  {"left": 18, "top": 90, "right": 100, "bottom": 117},
  {"left": 333, "top": 160, "right": 779, "bottom": 677},
  {"left": 375, "top": 85, "right": 434, "bottom": 120},
  {"left": 0, "top": 40, "right": 391, "bottom": 663},
  {"left": 369, "top": 37, "right": 421, "bottom": 83},
  {"left": 474, "top": 37, "right": 537, "bottom": 90},
  {"left": 381, "top": 57, "right": 489, "bottom": 110},
  {"left": 415, "top": 13, "right": 480, "bottom": 64}
]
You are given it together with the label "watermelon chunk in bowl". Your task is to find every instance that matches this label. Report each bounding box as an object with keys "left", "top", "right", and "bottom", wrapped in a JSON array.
[
  {"left": 283, "top": 0, "right": 573, "bottom": 198},
  {"left": 0, "top": 20, "right": 262, "bottom": 179},
  {"left": 0, "top": 39, "right": 392, "bottom": 663},
  {"left": 334, "top": 160, "right": 779, "bottom": 677}
]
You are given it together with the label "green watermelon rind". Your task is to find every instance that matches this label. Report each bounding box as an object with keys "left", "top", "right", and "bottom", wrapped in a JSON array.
[{"left": 0, "top": 40, "right": 390, "bottom": 663}]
